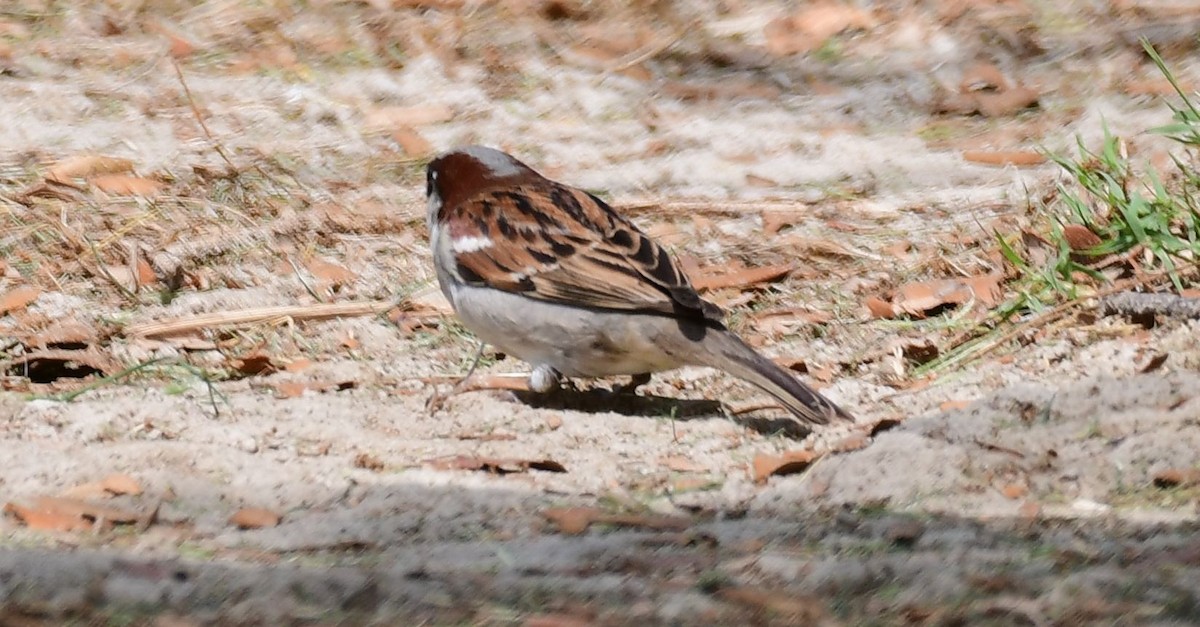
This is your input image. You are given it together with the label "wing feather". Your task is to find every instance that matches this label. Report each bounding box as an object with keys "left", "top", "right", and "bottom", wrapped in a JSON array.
[{"left": 442, "top": 183, "right": 721, "bottom": 321}]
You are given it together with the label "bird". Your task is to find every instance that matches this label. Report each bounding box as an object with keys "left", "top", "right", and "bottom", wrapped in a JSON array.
[{"left": 424, "top": 145, "right": 853, "bottom": 426}]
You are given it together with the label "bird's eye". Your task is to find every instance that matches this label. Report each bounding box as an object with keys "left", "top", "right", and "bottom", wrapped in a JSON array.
[{"left": 426, "top": 169, "right": 436, "bottom": 196}]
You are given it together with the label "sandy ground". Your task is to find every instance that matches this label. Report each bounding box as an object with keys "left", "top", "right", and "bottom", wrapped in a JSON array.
[{"left": 2, "top": 1, "right": 1200, "bottom": 624}]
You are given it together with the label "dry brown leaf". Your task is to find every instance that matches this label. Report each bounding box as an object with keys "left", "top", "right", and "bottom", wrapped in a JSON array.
[
  {"left": 228, "top": 351, "right": 279, "bottom": 377},
  {"left": 364, "top": 105, "right": 454, "bottom": 130},
  {"left": 101, "top": 473, "right": 143, "bottom": 496},
  {"left": 0, "top": 285, "right": 40, "bottom": 316},
  {"left": 542, "top": 506, "right": 600, "bottom": 534},
  {"left": 975, "top": 86, "right": 1040, "bottom": 117},
  {"left": 274, "top": 381, "right": 309, "bottom": 398},
  {"left": 661, "top": 455, "right": 707, "bottom": 473},
  {"left": 428, "top": 455, "right": 567, "bottom": 474},
  {"left": 962, "top": 150, "right": 1046, "bottom": 167},
  {"left": 59, "top": 482, "right": 112, "bottom": 500},
  {"left": 136, "top": 258, "right": 157, "bottom": 287},
  {"left": 761, "top": 211, "right": 799, "bottom": 236},
  {"left": 1018, "top": 500, "right": 1041, "bottom": 519},
  {"left": 1124, "top": 78, "right": 1192, "bottom": 97},
  {"left": 392, "top": 126, "right": 433, "bottom": 157},
  {"left": 273, "top": 379, "right": 355, "bottom": 398},
  {"left": 752, "top": 450, "right": 820, "bottom": 483},
  {"left": 1000, "top": 484, "right": 1028, "bottom": 499},
  {"left": 3, "top": 501, "right": 92, "bottom": 532},
  {"left": 865, "top": 296, "right": 896, "bottom": 319},
  {"left": 544, "top": 414, "right": 564, "bottom": 430},
  {"left": 960, "top": 63, "right": 1009, "bottom": 93},
  {"left": 1152, "top": 468, "right": 1200, "bottom": 488},
  {"left": 939, "top": 400, "right": 972, "bottom": 411},
  {"left": 47, "top": 155, "right": 134, "bottom": 181},
  {"left": 90, "top": 175, "right": 163, "bottom": 196},
  {"left": 306, "top": 258, "right": 356, "bottom": 285},
  {"left": 691, "top": 264, "right": 792, "bottom": 292},
  {"left": 893, "top": 273, "right": 1004, "bottom": 317},
  {"left": 1062, "top": 224, "right": 1102, "bottom": 251},
  {"left": 230, "top": 507, "right": 281, "bottom": 529},
  {"left": 765, "top": 4, "right": 875, "bottom": 56},
  {"left": 4, "top": 349, "right": 114, "bottom": 380},
  {"left": 284, "top": 357, "right": 312, "bottom": 373}
]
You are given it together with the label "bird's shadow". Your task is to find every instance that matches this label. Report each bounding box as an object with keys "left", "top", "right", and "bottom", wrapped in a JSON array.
[{"left": 512, "top": 388, "right": 811, "bottom": 439}]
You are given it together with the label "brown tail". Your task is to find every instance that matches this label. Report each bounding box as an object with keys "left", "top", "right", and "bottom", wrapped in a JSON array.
[{"left": 696, "top": 328, "right": 854, "bottom": 425}]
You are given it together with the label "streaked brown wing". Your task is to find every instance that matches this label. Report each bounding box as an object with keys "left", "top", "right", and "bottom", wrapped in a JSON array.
[{"left": 442, "top": 182, "right": 721, "bottom": 321}]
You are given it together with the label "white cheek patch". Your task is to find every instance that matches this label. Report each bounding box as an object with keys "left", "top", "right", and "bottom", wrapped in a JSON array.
[{"left": 451, "top": 234, "right": 494, "bottom": 253}]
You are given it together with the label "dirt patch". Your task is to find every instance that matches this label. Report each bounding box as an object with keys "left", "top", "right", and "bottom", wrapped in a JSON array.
[{"left": 2, "top": 1, "right": 1199, "bottom": 623}]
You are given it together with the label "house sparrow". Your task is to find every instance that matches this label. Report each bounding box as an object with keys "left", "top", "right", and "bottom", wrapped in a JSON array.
[{"left": 425, "top": 145, "right": 853, "bottom": 426}]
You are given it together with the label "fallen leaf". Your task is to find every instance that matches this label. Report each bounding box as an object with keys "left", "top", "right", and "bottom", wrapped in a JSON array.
[
  {"left": 46, "top": 155, "right": 134, "bottom": 181},
  {"left": 765, "top": 4, "right": 875, "bottom": 56},
  {"left": 3, "top": 349, "right": 114, "bottom": 381},
  {"left": 101, "top": 473, "right": 143, "bottom": 496},
  {"left": 3, "top": 501, "right": 92, "bottom": 532},
  {"left": 1152, "top": 468, "right": 1200, "bottom": 488},
  {"left": 1000, "top": 484, "right": 1028, "bottom": 499},
  {"left": 274, "top": 381, "right": 309, "bottom": 398},
  {"left": 1140, "top": 353, "right": 1169, "bottom": 373},
  {"left": 940, "top": 400, "right": 971, "bottom": 411},
  {"left": 865, "top": 296, "right": 896, "bottom": 319},
  {"left": 542, "top": 506, "right": 600, "bottom": 534},
  {"left": 960, "top": 63, "right": 1009, "bottom": 92},
  {"left": 691, "top": 264, "right": 792, "bottom": 292},
  {"left": 752, "top": 450, "right": 820, "bottom": 483},
  {"left": 661, "top": 455, "right": 708, "bottom": 473},
  {"left": 27, "top": 319, "right": 96, "bottom": 348},
  {"left": 761, "top": 211, "right": 802, "bottom": 236},
  {"left": 272, "top": 379, "right": 356, "bottom": 398},
  {"left": 892, "top": 274, "right": 1003, "bottom": 317},
  {"left": 1062, "top": 224, "right": 1102, "bottom": 251},
  {"left": 306, "top": 258, "right": 356, "bottom": 285},
  {"left": 391, "top": 126, "right": 433, "bottom": 157},
  {"left": 0, "top": 285, "right": 40, "bottom": 315},
  {"left": 228, "top": 351, "right": 279, "bottom": 377},
  {"left": 962, "top": 150, "right": 1046, "bottom": 166},
  {"left": 1017, "top": 500, "right": 1041, "bottom": 519},
  {"left": 60, "top": 482, "right": 112, "bottom": 500},
  {"left": 364, "top": 105, "right": 454, "bottom": 131},
  {"left": 975, "top": 86, "right": 1040, "bottom": 117},
  {"left": 544, "top": 414, "right": 564, "bottom": 430},
  {"left": 90, "top": 175, "right": 163, "bottom": 196},
  {"left": 136, "top": 258, "right": 157, "bottom": 287},
  {"left": 284, "top": 357, "right": 312, "bottom": 373},
  {"left": 230, "top": 507, "right": 281, "bottom": 529},
  {"left": 428, "top": 455, "right": 567, "bottom": 474}
]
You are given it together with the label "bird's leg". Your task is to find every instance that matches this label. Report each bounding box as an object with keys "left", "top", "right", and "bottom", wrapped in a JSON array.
[
  {"left": 425, "top": 340, "right": 487, "bottom": 413},
  {"left": 614, "top": 372, "right": 653, "bottom": 395}
]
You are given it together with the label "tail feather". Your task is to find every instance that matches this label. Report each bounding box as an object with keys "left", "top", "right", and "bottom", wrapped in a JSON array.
[{"left": 696, "top": 328, "right": 853, "bottom": 425}]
